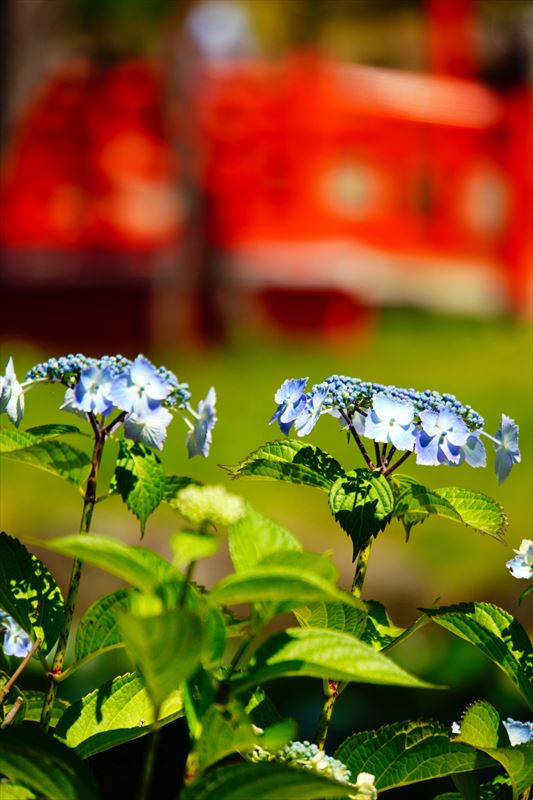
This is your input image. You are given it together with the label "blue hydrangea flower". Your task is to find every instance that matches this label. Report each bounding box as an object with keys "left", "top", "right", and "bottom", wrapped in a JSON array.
[
  {"left": 458, "top": 433, "right": 486, "bottom": 468},
  {"left": 492, "top": 414, "right": 521, "bottom": 485},
  {"left": 416, "top": 407, "right": 470, "bottom": 465},
  {"left": 502, "top": 718, "right": 533, "bottom": 746},
  {"left": 124, "top": 407, "right": 173, "bottom": 451},
  {"left": 506, "top": 539, "right": 533, "bottom": 580},
  {"left": 0, "top": 613, "right": 32, "bottom": 658},
  {"left": 270, "top": 378, "right": 308, "bottom": 435},
  {"left": 71, "top": 366, "right": 114, "bottom": 416},
  {"left": 186, "top": 387, "right": 217, "bottom": 458},
  {"left": 294, "top": 386, "right": 328, "bottom": 437},
  {"left": 364, "top": 394, "right": 416, "bottom": 451},
  {"left": 0, "top": 357, "right": 24, "bottom": 427},
  {"left": 110, "top": 355, "right": 172, "bottom": 418}
]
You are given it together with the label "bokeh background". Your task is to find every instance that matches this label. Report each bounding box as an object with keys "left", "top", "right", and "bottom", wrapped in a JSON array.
[{"left": 1, "top": 1, "right": 532, "bottom": 796}]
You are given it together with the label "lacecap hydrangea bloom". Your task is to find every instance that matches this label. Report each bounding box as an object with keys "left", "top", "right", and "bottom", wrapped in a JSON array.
[
  {"left": 270, "top": 375, "right": 520, "bottom": 482},
  {"left": 0, "top": 611, "right": 32, "bottom": 658},
  {"left": 506, "top": 539, "right": 533, "bottom": 580},
  {"left": 1, "top": 354, "right": 216, "bottom": 457},
  {"left": 502, "top": 718, "right": 533, "bottom": 746}
]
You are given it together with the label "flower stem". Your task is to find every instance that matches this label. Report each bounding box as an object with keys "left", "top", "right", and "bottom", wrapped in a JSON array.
[
  {"left": 383, "top": 450, "right": 412, "bottom": 477},
  {"left": 40, "top": 420, "right": 107, "bottom": 731},
  {"left": 340, "top": 412, "right": 375, "bottom": 470},
  {"left": 139, "top": 714, "right": 161, "bottom": 800},
  {"left": 352, "top": 542, "right": 372, "bottom": 598},
  {"left": 1, "top": 696, "right": 24, "bottom": 728},
  {"left": 315, "top": 680, "right": 338, "bottom": 749}
]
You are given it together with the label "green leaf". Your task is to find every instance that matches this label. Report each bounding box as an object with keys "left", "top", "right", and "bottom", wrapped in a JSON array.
[
  {"left": 25, "top": 424, "right": 84, "bottom": 439},
  {"left": 0, "top": 726, "right": 99, "bottom": 800},
  {"left": 455, "top": 702, "right": 533, "bottom": 799},
  {"left": 181, "top": 762, "right": 354, "bottom": 800},
  {"left": 393, "top": 477, "right": 507, "bottom": 542},
  {"left": 119, "top": 608, "right": 204, "bottom": 709},
  {"left": 424, "top": 603, "right": 533, "bottom": 710},
  {"left": 294, "top": 600, "right": 367, "bottom": 638},
  {"left": 227, "top": 440, "right": 343, "bottom": 491},
  {"left": 163, "top": 475, "right": 201, "bottom": 502},
  {"left": 228, "top": 504, "right": 302, "bottom": 574},
  {"left": 233, "top": 627, "right": 436, "bottom": 691},
  {"left": 335, "top": 720, "right": 494, "bottom": 792},
  {"left": 209, "top": 563, "right": 366, "bottom": 622},
  {"left": 75, "top": 589, "right": 132, "bottom": 661},
  {"left": 360, "top": 600, "right": 406, "bottom": 650},
  {"left": 0, "top": 781, "right": 37, "bottom": 799},
  {"left": 110, "top": 440, "right": 165, "bottom": 536},
  {"left": 17, "top": 691, "right": 69, "bottom": 728},
  {"left": 0, "top": 532, "right": 64, "bottom": 654},
  {"left": 328, "top": 469, "right": 394, "bottom": 558},
  {"left": 42, "top": 533, "right": 174, "bottom": 592},
  {"left": 55, "top": 672, "right": 184, "bottom": 758},
  {"left": 202, "top": 608, "right": 227, "bottom": 670},
  {"left": 170, "top": 531, "right": 220, "bottom": 570},
  {"left": 196, "top": 701, "right": 295, "bottom": 774},
  {"left": 0, "top": 428, "right": 90, "bottom": 485}
]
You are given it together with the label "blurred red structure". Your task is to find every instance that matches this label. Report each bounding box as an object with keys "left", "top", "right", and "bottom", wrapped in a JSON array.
[{"left": 1, "top": 37, "right": 531, "bottom": 346}]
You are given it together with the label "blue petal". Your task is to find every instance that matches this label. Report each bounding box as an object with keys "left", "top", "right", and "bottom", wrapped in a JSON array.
[
  {"left": 274, "top": 377, "right": 308, "bottom": 405},
  {"left": 461, "top": 434, "right": 486, "bottom": 468},
  {"left": 415, "top": 431, "right": 440, "bottom": 465},
  {"left": 364, "top": 412, "right": 390, "bottom": 444},
  {"left": 503, "top": 718, "right": 533, "bottom": 746},
  {"left": 495, "top": 448, "right": 513, "bottom": 485},
  {"left": 389, "top": 424, "right": 416, "bottom": 452}
]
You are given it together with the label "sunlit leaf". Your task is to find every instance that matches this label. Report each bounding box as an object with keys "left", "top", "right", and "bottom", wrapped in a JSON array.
[
  {"left": 329, "top": 469, "right": 394, "bottom": 558},
  {"left": 110, "top": 440, "right": 165, "bottom": 536}
]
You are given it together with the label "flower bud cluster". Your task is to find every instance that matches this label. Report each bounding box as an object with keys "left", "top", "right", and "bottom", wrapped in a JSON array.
[{"left": 270, "top": 375, "right": 520, "bottom": 482}]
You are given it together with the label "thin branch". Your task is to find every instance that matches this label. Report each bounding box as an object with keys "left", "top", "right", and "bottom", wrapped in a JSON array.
[
  {"left": 383, "top": 450, "right": 412, "bottom": 477},
  {"left": 105, "top": 410, "right": 128, "bottom": 437},
  {"left": 340, "top": 411, "right": 375, "bottom": 470},
  {"left": 1, "top": 696, "right": 24, "bottom": 728},
  {"left": 0, "top": 638, "right": 41, "bottom": 703}
]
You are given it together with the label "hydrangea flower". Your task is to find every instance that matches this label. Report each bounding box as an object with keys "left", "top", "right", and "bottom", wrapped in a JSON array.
[
  {"left": 416, "top": 408, "right": 469, "bottom": 465},
  {"left": 0, "top": 357, "right": 24, "bottom": 427},
  {"left": 491, "top": 414, "right": 521, "bottom": 485},
  {"left": 0, "top": 612, "right": 32, "bottom": 658},
  {"left": 2, "top": 353, "right": 215, "bottom": 457},
  {"left": 185, "top": 387, "right": 217, "bottom": 458},
  {"left": 270, "top": 378, "right": 308, "bottom": 435},
  {"left": 250, "top": 740, "right": 352, "bottom": 785},
  {"left": 110, "top": 355, "right": 172, "bottom": 418},
  {"left": 269, "top": 373, "right": 518, "bottom": 481},
  {"left": 350, "top": 772, "right": 378, "bottom": 800},
  {"left": 364, "top": 395, "right": 416, "bottom": 451},
  {"left": 506, "top": 539, "right": 533, "bottom": 580},
  {"left": 502, "top": 718, "right": 533, "bottom": 746},
  {"left": 71, "top": 366, "right": 115, "bottom": 416}
]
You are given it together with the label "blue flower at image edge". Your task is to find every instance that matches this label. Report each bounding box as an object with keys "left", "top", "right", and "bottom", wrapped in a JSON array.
[
  {"left": 503, "top": 718, "right": 533, "bottom": 746},
  {"left": 0, "top": 612, "right": 32, "bottom": 658},
  {"left": 0, "top": 357, "right": 24, "bottom": 427},
  {"left": 186, "top": 387, "right": 217, "bottom": 458},
  {"left": 506, "top": 539, "right": 533, "bottom": 580}
]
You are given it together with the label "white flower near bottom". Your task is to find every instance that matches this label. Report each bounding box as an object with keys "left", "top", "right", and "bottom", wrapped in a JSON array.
[
  {"left": 349, "top": 772, "right": 378, "bottom": 800},
  {"left": 506, "top": 539, "right": 533, "bottom": 580}
]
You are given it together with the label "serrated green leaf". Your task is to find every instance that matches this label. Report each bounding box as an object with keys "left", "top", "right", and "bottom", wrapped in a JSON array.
[
  {"left": 393, "top": 478, "right": 507, "bottom": 542},
  {"left": 41, "top": 533, "right": 174, "bottom": 592},
  {"left": 233, "top": 627, "right": 436, "bottom": 691},
  {"left": 55, "top": 672, "right": 184, "bottom": 758},
  {"left": 75, "top": 589, "right": 132, "bottom": 661},
  {"left": 170, "top": 531, "right": 219, "bottom": 570},
  {"left": 0, "top": 428, "right": 90, "bottom": 485},
  {"left": 328, "top": 469, "right": 394, "bottom": 558},
  {"left": 228, "top": 503, "right": 302, "bottom": 574},
  {"left": 119, "top": 608, "right": 203, "bottom": 709},
  {"left": 424, "top": 603, "right": 533, "bottom": 710},
  {"left": 227, "top": 440, "right": 343, "bottom": 491},
  {"left": 209, "top": 563, "right": 366, "bottom": 622},
  {"left": 455, "top": 702, "right": 533, "bottom": 799},
  {"left": 111, "top": 440, "right": 165, "bottom": 536},
  {"left": 294, "top": 599, "right": 367, "bottom": 639},
  {"left": 360, "top": 600, "right": 406, "bottom": 650},
  {"left": 181, "top": 762, "right": 354, "bottom": 800},
  {"left": 202, "top": 608, "right": 227, "bottom": 670},
  {"left": 335, "top": 720, "right": 494, "bottom": 792},
  {"left": 0, "top": 532, "right": 64, "bottom": 654},
  {"left": 0, "top": 726, "right": 99, "bottom": 800}
]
